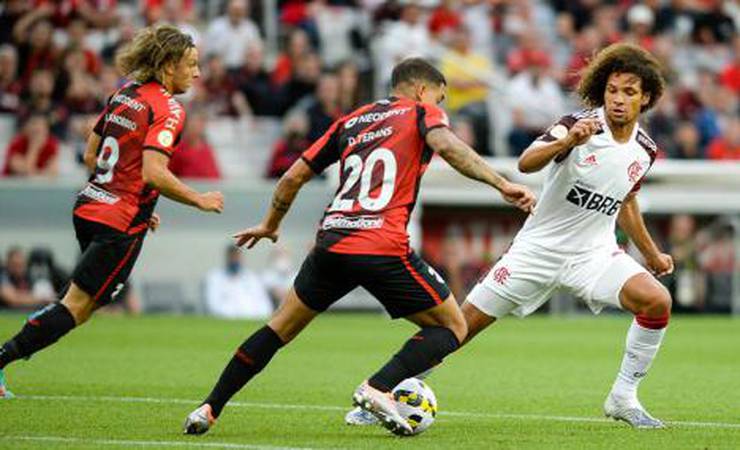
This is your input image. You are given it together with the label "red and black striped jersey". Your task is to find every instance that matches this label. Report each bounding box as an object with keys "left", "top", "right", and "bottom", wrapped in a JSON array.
[
  {"left": 302, "top": 96, "right": 449, "bottom": 256},
  {"left": 74, "top": 81, "right": 186, "bottom": 234}
]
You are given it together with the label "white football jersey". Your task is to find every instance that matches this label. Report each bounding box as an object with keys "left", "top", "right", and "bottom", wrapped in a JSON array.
[{"left": 514, "top": 107, "right": 657, "bottom": 253}]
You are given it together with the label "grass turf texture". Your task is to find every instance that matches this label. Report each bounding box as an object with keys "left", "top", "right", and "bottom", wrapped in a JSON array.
[{"left": 0, "top": 313, "right": 738, "bottom": 449}]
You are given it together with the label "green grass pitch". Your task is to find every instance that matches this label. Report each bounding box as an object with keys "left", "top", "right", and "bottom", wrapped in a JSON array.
[{"left": 0, "top": 313, "right": 738, "bottom": 449}]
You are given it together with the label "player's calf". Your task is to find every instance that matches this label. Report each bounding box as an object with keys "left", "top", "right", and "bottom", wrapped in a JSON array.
[{"left": 0, "top": 302, "right": 76, "bottom": 371}]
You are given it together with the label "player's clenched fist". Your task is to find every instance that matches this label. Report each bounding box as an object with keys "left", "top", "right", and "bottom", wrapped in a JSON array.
[
  {"left": 197, "top": 191, "right": 224, "bottom": 213},
  {"left": 563, "top": 118, "right": 601, "bottom": 148},
  {"left": 500, "top": 181, "right": 537, "bottom": 213},
  {"left": 646, "top": 253, "right": 674, "bottom": 277}
]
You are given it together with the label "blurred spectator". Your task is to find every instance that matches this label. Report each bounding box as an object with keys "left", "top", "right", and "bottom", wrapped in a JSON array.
[
  {"left": 205, "top": 0, "right": 262, "bottom": 71},
  {"left": 312, "top": 0, "right": 367, "bottom": 68},
  {"left": 13, "top": 16, "right": 59, "bottom": 91},
  {"left": 58, "top": 48, "right": 102, "bottom": 115},
  {"left": 272, "top": 28, "right": 313, "bottom": 88},
  {"left": 281, "top": 51, "right": 322, "bottom": 113},
  {"left": 0, "top": 247, "right": 53, "bottom": 309},
  {"left": 719, "top": 36, "right": 740, "bottom": 93},
  {"left": 33, "top": 0, "right": 118, "bottom": 29},
  {"left": 0, "top": 0, "right": 30, "bottom": 45},
  {"left": 232, "top": 41, "right": 278, "bottom": 116},
  {"left": 143, "top": 0, "right": 196, "bottom": 26},
  {"left": 451, "top": 117, "right": 476, "bottom": 148},
  {"left": 169, "top": 110, "right": 221, "bottom": 180},
  {"left": 0, "top": 44, "right": 21, "bottom": 113},
  {"left": 507, "top": 50, "right": 565, "bottom": 156},
  {"left": 441, "top": 25, "right": 493, "bottom": 155},
  {"left": 428, "top": 0, "right": 462, "bottom": 44},
  {"left": 18, "top": 69, "right": 68, "bottom": 138},
  {"left": 260, "top": 246, "right": 295, "bottom": 308},
  {"left": 205, "top": 246, "right": 274, "bottom": 320},
  {"left": 707, "top": 115, "right": 740, "bottom": 160},
  {"left": 337, "top": 59, "right": 363, "bottom": 111},
  {"left": 375, "top": 2, "right": 433, "bottom": 91},
  {"left": 563, "top": 25, "right": 602, "bottom": 89},
  {"left": 303, "top": 72, "right": 341, "bottom": 143},
  {"left": 665, "top": 214, "right": 704, "bottom": 310},
  {"left": 62, "top": 19, "right": 101, "bottom": 76},
  {"left": 201, "top": 54, "right": 249, "bottom": 117},
  {"left": 28, "top": 247, "right": 69, "bottom": 300},
  {"left": 624, "top": 4, "right": 655, "bottom": 50},
  {"left": 671, "top": 121, "right": 705, "bottom": 159},
  {"left": 153, "top": 0, "right": 201, "bottom": 45},
  {"left": 101, "top": 14, "right": 137, "bottom": 65},
  {"left": 699, "top": 222, "right": 735, "bottom": 312},
  {"left": 266, "top": 112, "right": 309, "bottom": 179},
  {"left": 3, "top": 114, "right": 59, "bottom": 177}
]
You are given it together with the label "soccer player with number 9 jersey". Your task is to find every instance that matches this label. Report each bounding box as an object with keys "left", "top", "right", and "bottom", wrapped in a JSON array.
[
  {"left": 183, "top": 58, "right": 536, "bottom": 436},
  {"left": 0, "top": 25, "right": 224, "bottom": 398}
]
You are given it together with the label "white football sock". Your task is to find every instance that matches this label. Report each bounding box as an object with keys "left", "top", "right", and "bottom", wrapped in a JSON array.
[{"left": 610, "top": 319, "right": 666, "bottom": 404}]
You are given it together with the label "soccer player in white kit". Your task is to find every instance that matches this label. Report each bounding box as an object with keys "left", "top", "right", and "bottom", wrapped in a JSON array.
[{"left": 462, "top": 43, "right": 673, "bottom": 428}]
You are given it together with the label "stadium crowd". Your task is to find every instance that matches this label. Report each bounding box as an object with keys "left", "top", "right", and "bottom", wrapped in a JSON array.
[
  {"left": 0, "top": 0, "right": 737, "bottom": 180},
  {"left": 0, "top": 0, "right": 737, "bottom": 313}
]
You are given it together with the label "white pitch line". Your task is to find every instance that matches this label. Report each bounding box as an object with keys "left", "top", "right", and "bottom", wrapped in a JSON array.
[
  {"left": 2, "top": 435, "right": 317, "bottom": 450},
  {"left": 18, "top": 394, "right": 740, "bottom": 430}
]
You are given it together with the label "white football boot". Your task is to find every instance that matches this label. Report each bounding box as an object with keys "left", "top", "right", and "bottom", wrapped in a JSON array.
[
  {"left": 183, "top": 404, "right": 216, "bottom": 435},
  {"left": 345, "top": 406, "right": 380, "bottom": 426},
  {"left": 604, "top": 392, "right": 665, "bottom": 429},
  {"left": 352, "top": 381, "right": 412, "bottom": 436}
]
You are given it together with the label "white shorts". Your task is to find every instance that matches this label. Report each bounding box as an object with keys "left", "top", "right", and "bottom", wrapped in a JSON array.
[{"left": 467, "top": 243, "right": 649, "bottom": 318}]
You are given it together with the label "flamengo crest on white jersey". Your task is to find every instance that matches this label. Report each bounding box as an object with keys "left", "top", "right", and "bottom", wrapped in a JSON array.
[{"left": 514, "top": 107, "right": 657, "bottom": 253}]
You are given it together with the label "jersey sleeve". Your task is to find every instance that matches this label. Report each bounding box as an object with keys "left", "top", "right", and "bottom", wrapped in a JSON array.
[
  {"left": 92, "top": 103, "right": 109, "bottom": 136},
  {"left": 532, "top": 114, "right": 579, "bottom": 163},
  {"left": 143, "top": 100, "right": 186, "bottom": 157},
  {"left": 417, "top": 103, "right": 450, "bottom": 138},
  {"left": 630, "top": 131, "right": 659, "bottom": 194},
  {"left": 301, "top": 119, "right": 342, "bottom": 174}
]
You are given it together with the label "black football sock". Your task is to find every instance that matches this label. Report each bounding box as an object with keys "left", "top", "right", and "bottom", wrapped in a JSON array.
[
  {"left": 368, "top": 326, "right": 460, "bottom": 392},
  {"left": 0, "top": 303, "right": 76, "bottom": 370},
  {"left": 204, "top": 326, "right": 285, "bottom": 417}
]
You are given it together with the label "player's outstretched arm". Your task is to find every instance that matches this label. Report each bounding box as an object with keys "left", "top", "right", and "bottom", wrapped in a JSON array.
[
  {"left": 426, "top": 127, "right": 536, "bottom": 212},
  {"left": 142, "top": 151, "right": 224, "bottom": 213},
  {"left": 233, "top": 158, "right": 315, "bottom": 248},
  {"left": 518, "top": 118, "right": 601, "bottom": 173},
  {"left": 617, "top": 193, "right": 674, "bottom": 277}
]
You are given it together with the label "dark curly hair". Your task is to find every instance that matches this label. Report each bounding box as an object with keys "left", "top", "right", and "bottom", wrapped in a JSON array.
[{"left": 577, "top": 43, "right": 665, "bottom": 113}]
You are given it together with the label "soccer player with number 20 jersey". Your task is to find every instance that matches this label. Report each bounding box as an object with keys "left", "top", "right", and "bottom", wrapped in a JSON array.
[
  {"left": 183, "top": 58, "right": 536, "bottom": 436},
  {"left": 0, "top": 25, "right": 224, "bottom": 398}
]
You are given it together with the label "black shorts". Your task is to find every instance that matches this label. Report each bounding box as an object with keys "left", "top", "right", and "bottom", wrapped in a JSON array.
[
  {"left": 294, "top": 247, "right": 450, "bottom": 318},
  {"left": 71, "top": 216, "right": 145, "bottom": 306}
]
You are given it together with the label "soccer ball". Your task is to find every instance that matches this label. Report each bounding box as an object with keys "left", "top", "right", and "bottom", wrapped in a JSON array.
[{"left": 391, "top": 377, "right": 438, "bottom": 436}]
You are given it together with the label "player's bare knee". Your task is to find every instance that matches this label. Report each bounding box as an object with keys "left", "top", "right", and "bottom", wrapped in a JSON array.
[{"left": 630, "top": 282, "right": 671, "bottom": 319}]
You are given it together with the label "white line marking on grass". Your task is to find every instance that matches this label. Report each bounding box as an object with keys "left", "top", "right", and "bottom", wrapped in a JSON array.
[
  {"left": 2, "top": 435, "right": 316, "bottom": 450},
  {"left": 20, "top": 394, "right": 740, "bottom": 430}
]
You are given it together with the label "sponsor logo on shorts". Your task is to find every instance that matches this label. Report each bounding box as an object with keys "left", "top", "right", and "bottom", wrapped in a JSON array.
[
  {"left": 79, "top": 184, "right": 120, "bottom": 204},
  {"left": 493, "top": 266, "right": 510, "bottom": 285},
  {"left": 321, "top": 214, "right": 384, "bottom": 230},
  {"left": 565, "top": 184, "right": 622, "bottom": 216},
  {"left": 627, "top": 160, "right": 643, "bottom": 183}
]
